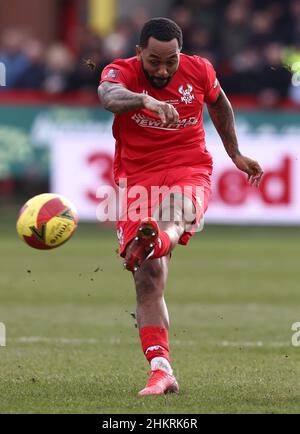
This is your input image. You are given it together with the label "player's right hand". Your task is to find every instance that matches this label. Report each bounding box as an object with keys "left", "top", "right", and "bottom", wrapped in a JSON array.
[{"left": 143, "top": 95, "right": 179, "bottom": 126}]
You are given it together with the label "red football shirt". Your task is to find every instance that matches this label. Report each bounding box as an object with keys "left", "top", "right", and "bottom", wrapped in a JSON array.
[{"left": 100, "top": 54, "right": 220, "bottom": 185}]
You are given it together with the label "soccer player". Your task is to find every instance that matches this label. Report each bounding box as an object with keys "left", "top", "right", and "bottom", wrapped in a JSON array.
[{"left": 98, "top": 17, "right": 263, "bottom": 396}]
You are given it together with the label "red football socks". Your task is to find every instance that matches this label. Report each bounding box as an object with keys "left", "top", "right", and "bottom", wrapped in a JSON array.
[
  {"left": 139, "top": 326, "right": 170, "bottom": 363},
  {"left": 151, "top": 230, "right": 171, "bottom": 259}
]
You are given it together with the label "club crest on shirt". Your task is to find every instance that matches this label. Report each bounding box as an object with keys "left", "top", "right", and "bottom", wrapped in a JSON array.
[
  {"left": 105, "top": 68, "right": 120, "bottom": 79},
  {"left": 178, "top": 84, "right": 194, "bottom": 104}
]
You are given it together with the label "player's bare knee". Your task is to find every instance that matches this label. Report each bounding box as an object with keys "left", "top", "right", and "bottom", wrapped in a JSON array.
[
  {"left": 159, "top": 193, "right": 195, "bottom": 224},
  {"left": 182, "top": 195, "right": 196, "bottom": 224}
]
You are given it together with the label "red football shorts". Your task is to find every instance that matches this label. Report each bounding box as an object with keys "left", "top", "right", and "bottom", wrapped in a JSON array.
[{"left": 116, "top": 167, "right": 211, "bottom": 257}]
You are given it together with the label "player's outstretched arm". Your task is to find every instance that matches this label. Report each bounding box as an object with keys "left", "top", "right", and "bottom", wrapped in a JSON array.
[
  {"left": 98, "top": 82, "right": 146, "bottom": 113},
  {"left": 98, "top": 81, "right": 179, "bottom": 125},
  {"left": 207, "top": 88, "right": 263, "bottom": 187}
]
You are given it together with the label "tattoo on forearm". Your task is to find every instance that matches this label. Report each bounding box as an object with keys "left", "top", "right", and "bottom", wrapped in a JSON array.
[
  {"left": 98, "top": 82, "right": 144, "bottom": 113},
  {"left": 207, "top": 89, "right": 241, "bottom": 159}
]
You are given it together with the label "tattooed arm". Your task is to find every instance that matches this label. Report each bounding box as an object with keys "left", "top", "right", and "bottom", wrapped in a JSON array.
[
  {"left": 207, "top": 89, "right": 263, "bottom": 186},
  {"left": 98, "top": 81, "right": 179, "bottom": 125},
  {"left": 207, "top": 89, "right": 240, "bottom": 159},
  {"left": 98, "top": 81, "right": 145, "bottom": 113}
]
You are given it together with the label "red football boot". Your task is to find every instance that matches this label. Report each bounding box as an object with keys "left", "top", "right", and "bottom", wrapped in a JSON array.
[
  {"left": 123, "top": 217, "right": 160, "bottom": 272},
  {"left": 138, "top": 369, "right": 179, "bottom": 396}
]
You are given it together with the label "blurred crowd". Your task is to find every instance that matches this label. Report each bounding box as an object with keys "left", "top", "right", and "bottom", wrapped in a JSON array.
[
  {"left": 170, "top": 0, "right": 300, "bottom": 106},
  {"left": 1, "top": 0, "right": 300, "bottom": 106}
]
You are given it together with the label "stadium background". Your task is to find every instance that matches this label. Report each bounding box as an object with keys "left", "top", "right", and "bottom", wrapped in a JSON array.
[{"left": 0, "top": 0, "right": 300, "bottom": 414}]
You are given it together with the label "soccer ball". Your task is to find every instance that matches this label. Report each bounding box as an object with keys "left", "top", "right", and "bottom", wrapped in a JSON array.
[{"left": 16, "top": 193, "right": 78, "bottom": 250}]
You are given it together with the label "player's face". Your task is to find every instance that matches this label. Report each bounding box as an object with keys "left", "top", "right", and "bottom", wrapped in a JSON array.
[{"left": 136, "top": 37, "right": 181, "bottom": 89}]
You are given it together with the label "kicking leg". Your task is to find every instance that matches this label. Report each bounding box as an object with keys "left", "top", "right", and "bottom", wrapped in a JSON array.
[
  {"left": 133, "top": 255, "right": 179, "bottom": 395},
  {"left": 123, "top": 194, "right": 197, "bottom": 394}
]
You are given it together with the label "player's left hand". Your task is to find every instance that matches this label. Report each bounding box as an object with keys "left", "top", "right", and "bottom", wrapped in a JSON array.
[{"left": 232, "top": 154, "right": 263, "bottom": 187}]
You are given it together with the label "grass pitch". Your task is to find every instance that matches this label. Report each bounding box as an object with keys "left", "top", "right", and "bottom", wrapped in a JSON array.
[{"left": 0, "top": 213, "right": 300, "bottom": 414}]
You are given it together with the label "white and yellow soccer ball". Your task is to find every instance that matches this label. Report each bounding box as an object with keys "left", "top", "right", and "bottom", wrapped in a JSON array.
[{"left": 16, "top": 193, "right": 78, "bottom": 250}]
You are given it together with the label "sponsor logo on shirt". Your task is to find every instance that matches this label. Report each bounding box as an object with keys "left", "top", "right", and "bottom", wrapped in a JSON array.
[
  {"left": 104, "top": 68, "right": 120, "bottom": 79},
  {"left": 164, "top": 99, "right": 180, "bottom": 105},
  {"left": 178, "top": 84, "right": 195, "bottom": 104},
  {"left": 131, "top": 113, "right": 199, "bottom": 130}
]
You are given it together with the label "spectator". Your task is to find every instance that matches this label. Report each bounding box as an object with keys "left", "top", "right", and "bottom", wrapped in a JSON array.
[
  {"left": 250, "top": 10, "right": 276, "bottom": 46},
  {"left": 0, "top": 28, "right": 29, "bottom": 89},
  {"left": 102, "top": 18, "right": 135, "bottom": 61},
  {"left": 288, "top": 0, "right": 300, "bottom": 44},
  {"left": 169, "top": 5, "right": 194, "bottom": 52},
  {"left": 15, "top": 39, "right": 45, "bottom": 89},
  {"left": 187, "top": 27, "right": 214, "bottom": 55},
  {"left": 69, "top": 50, "right": 103, "bottom": 91},
  {"left": 222, "top": 45, "right": 261, "bottom": 94},
  {"left": 220, "top": 1, "right": 250, "bottom": 58},
  {"left": 42, "top": 44, "right": 75, "bottom": 94},
  {"left": 257, "top": 42, "right": 291, "bottom": 107},
  {"left": 70, "top": 27, "right": 104, "bottom": 91}
]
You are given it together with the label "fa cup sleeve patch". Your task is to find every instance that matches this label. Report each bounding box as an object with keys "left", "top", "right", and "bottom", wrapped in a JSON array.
[{"left": 104, "top": 68, "right": 120, "bottom": 80}]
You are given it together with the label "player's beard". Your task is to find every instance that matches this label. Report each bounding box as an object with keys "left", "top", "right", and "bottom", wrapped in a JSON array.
[{"left": 141, "top": 61, "right": 172, "bottom": 89}]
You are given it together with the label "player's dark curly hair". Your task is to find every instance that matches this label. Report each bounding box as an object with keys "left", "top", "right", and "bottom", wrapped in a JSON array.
[{"left": 139, "top": 17, "right": 183, "bottom": 49}]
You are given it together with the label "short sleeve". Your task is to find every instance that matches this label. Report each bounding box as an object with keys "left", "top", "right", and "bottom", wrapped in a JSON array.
[
  {"left": 203, "top": 59, "right": 220, "bottom": 104},
  {"left": 100, "top": 62, "right": 129, "bottom": 86}
]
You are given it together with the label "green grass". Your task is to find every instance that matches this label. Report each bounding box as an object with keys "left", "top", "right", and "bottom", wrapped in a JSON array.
[{"left": 0, "top": 216, "right": 300, "bottom": 413}]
